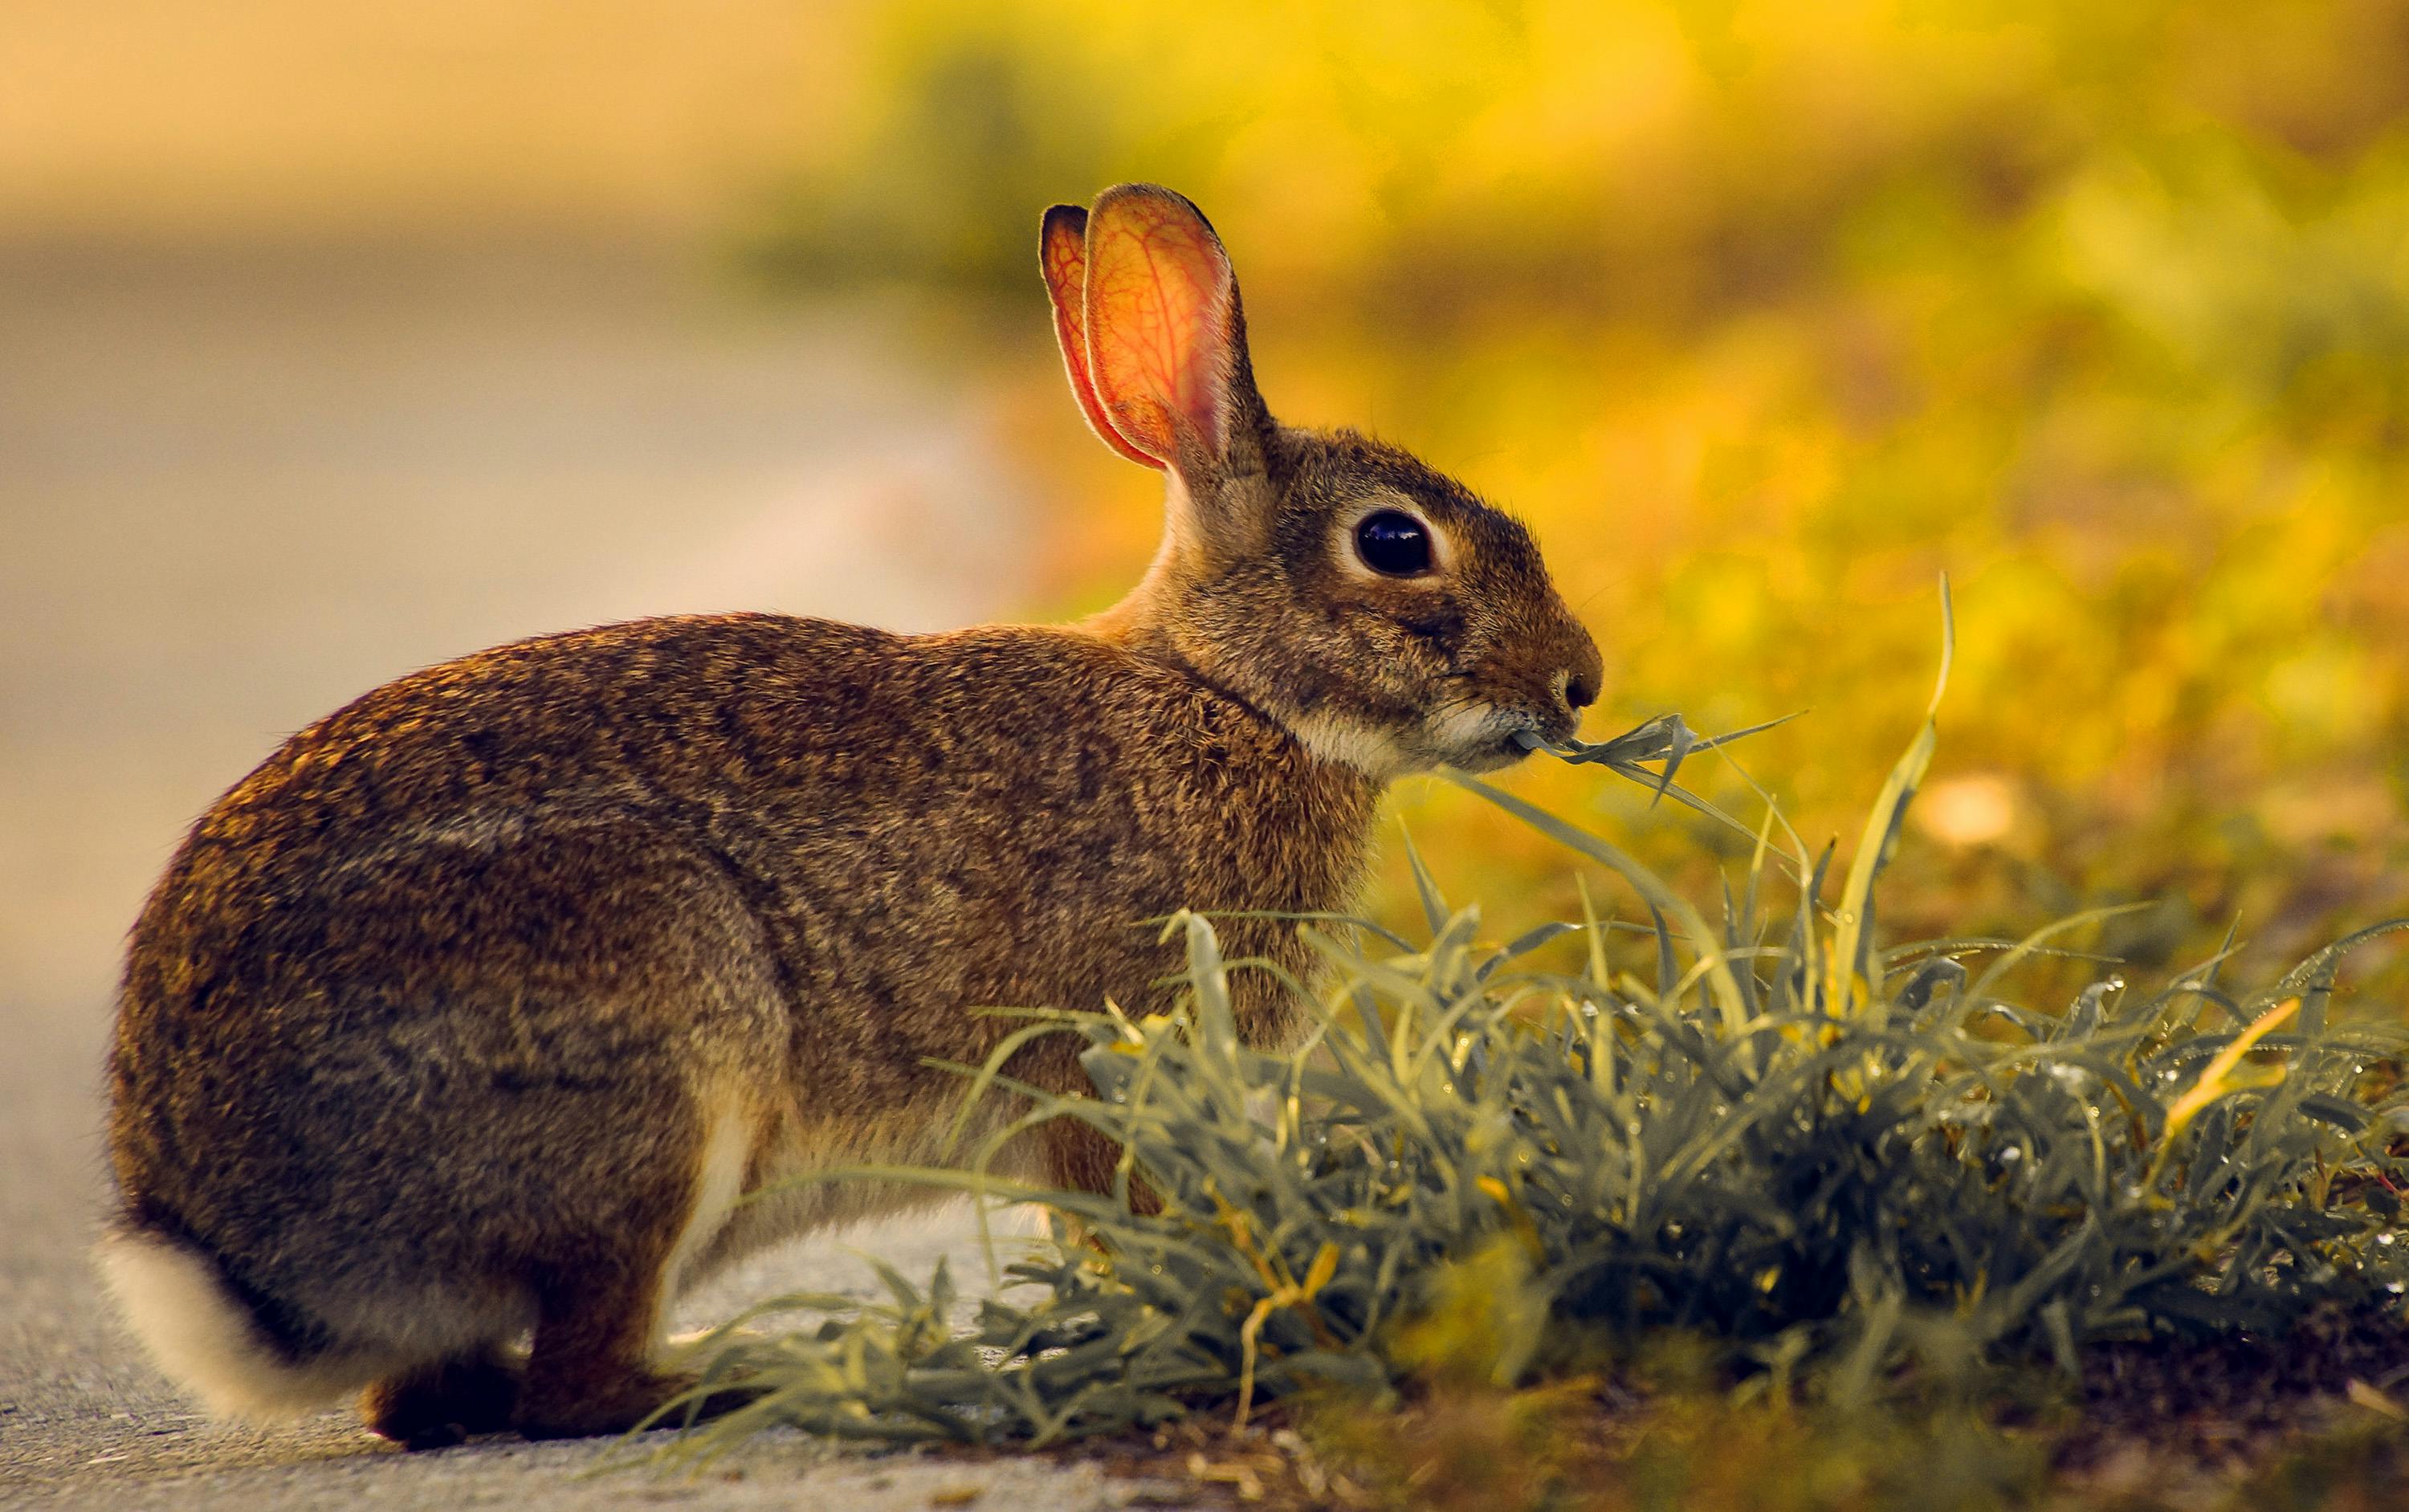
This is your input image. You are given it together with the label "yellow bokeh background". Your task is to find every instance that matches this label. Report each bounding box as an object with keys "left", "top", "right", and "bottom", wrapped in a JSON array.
[{"left": 749, "top": 0, "right": 2409, "bottom": 980}]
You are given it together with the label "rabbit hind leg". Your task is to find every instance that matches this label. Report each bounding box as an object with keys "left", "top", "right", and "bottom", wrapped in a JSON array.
[
  {"left": 511, "top": 1102, "right": 762, "bottom": 1440},
  {"left": 512, "top": 1267, "right": 679, "bottom": 1440},
  {"left": 362, "top": 1345, "right": 521, "bottom": 1449},
  {"left": 511, "top": 1257, "right": 767, "bottom": 1440}
]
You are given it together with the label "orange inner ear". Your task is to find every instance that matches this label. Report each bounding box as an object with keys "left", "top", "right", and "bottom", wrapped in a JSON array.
[
  {"left": 1041, "top": 206, "right": 1160, "bottom": 469},
  {"left": 1082, "top": 188, "right": 1232, "bottom": 467}
]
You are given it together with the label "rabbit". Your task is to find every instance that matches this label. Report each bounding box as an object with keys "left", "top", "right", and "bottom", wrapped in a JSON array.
[{"left": 99, "top": 183, "right": 1604, "bottom": 1448}]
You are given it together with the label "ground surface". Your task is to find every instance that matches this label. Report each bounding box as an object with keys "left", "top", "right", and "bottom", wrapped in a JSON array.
[{"left": 0, "top": 238, "right": 1164, "bottom": 1509}]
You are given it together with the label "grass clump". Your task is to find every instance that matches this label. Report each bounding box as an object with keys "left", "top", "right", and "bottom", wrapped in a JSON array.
[{"left": 660, "top": 623, "right": 2409, "bottom": 1472}]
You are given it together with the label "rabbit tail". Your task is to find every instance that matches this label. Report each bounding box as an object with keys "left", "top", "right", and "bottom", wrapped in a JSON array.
[{"left": 96, "top": 1225, "right": 372, "bottom": 1420}]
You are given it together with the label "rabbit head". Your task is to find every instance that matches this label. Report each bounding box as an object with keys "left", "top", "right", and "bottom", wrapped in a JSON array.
[{"left": 1043, "top": 184, "right": 1603, "bottom": 777}]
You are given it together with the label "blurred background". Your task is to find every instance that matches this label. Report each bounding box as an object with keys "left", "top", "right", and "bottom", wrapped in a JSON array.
[{"left": 7, "top": 0, "right": 2409, "bottom": 1065}]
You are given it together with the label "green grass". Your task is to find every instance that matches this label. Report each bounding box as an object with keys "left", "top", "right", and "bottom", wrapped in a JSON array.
[{"left": 650, "top": 617, "right": 2409, "bottom": 1481}]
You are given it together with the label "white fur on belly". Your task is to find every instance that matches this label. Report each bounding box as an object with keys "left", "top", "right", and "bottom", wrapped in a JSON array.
[{"left": 659, "top": 1102, "right": 753, "bottom": 1323}]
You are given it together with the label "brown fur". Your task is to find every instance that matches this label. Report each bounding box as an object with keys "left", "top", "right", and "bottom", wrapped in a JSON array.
[{"left": 102, "top": 184, "right": 1601, "bottom": 1443}]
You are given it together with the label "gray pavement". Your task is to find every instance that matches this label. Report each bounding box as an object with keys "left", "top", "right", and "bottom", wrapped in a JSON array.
[{"left": 0, "top": 238, "right": 1172, "bottom": 1507}]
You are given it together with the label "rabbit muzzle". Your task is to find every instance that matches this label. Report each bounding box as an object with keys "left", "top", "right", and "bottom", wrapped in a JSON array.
[
  {"left": 1432, "top": 674, "right": 1600, "bottom": 773},
  {"left": 1435, "top": 613, "right": 1602, "bottom": 772}
]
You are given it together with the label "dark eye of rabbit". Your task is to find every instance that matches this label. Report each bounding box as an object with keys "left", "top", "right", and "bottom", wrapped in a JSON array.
[{"left": 1354, "top": 509, "right": 1433, "bottom": 577}]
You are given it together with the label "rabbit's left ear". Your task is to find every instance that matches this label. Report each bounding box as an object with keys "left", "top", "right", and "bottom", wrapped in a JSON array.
[
  {"left": 1041, "top": 204, "right": 1160, "bottom": 468},
  {"left": 1059, "top": 185, "right": 1260, "bottom": 480}
]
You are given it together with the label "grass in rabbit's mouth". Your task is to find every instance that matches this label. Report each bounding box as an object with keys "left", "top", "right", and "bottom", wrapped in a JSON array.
[{"left": 646, "top": 600, "right": 2409, "bottom": 1506}]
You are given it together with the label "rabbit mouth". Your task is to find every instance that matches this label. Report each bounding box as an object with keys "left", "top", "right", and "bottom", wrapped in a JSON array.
[
  {"left": 1442, "top": 734, "right": 1536, "bottom": 775},
  {"left": 1430, "top": 704, "right": 1545, "bottom": 772},
  {"left": 1294, "top": 703, "right": 1547, "bottom": 776}
]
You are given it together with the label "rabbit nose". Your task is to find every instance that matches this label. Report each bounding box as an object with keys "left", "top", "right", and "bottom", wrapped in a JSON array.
[{"left": 1547, "top": 629, "right": 1604, "bottom": 729}]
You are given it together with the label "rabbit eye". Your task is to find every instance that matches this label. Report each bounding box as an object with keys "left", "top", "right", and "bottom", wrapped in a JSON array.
[{"left": 1354, "top": 510, "right": 1433, "bottom": 577}]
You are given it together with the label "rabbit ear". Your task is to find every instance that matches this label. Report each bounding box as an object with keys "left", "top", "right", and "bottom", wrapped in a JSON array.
[
  {"left": 1077, "top": 185, "right": 1254, "bottom": 478},
  {"left": 1041, "top": 204, "right": 1160, "bottom": 468}
]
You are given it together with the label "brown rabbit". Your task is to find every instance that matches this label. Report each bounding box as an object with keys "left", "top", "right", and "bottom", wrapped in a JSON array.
[{"left": 100, "top": 185, "right": 1603, "bottom": 1447}]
